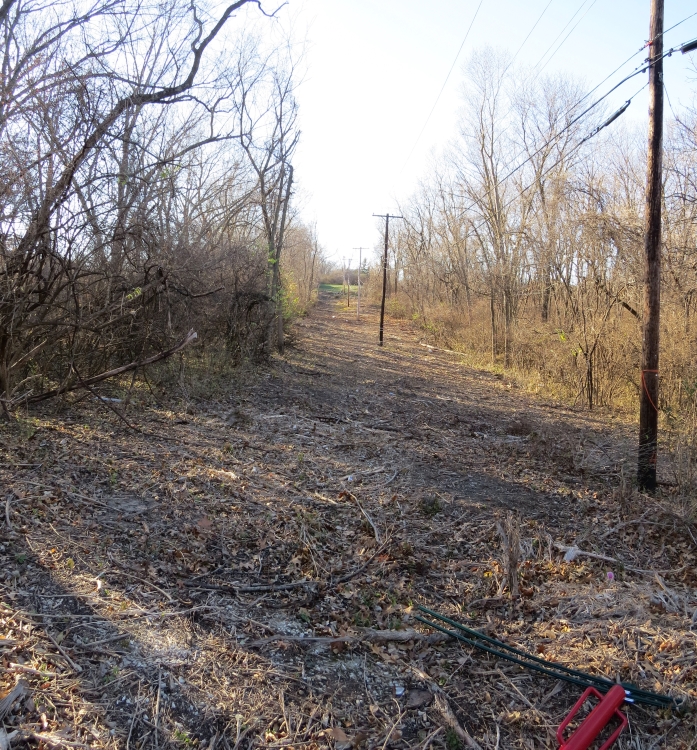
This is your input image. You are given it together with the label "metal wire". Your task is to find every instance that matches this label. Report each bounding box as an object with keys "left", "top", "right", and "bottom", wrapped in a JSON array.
[{"left": 416, "top": 606, "right": 682, "bottom": 710}]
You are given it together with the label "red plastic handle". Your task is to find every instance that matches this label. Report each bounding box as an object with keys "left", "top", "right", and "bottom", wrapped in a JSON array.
[{"left": 557, "top": 684, "right": 628, "bottom": 750}]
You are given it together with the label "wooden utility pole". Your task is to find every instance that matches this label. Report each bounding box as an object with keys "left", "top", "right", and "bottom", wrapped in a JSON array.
[
  {"left": 353, "top": 247, "right": 369, "bottom": 319},
  {"left": 638, "top": 0, "right": 664, "bottom": 493},
  {"left": 373, "top": 214, "right": 403, "bottom": 346}
]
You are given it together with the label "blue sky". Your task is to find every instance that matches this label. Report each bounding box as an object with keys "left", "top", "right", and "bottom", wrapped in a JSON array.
[{"left": 287, "top": 1, "right": 697, "bottom": 264}]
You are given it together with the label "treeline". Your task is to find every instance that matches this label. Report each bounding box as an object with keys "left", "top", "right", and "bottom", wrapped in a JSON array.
[
  {"left": 0, "top": 0, "right": 321, "bottom": 413},
  {"left": 385, "top": 49, "right": 697, "bottom": 414}
]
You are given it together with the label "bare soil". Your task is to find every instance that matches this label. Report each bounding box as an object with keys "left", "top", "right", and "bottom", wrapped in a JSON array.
[{"left": 1, "top": 292, "right": 696, "bottom": 750}]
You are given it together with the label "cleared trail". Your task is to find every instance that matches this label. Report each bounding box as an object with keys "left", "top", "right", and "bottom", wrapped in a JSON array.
[{"left": 0, "top": 291, "right": 693, "bottom": 750}]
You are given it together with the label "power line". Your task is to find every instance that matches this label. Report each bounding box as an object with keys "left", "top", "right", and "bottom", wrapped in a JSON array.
[
  {"left": 399, "top": 0, "right": 485, "bottom": 175},
  {"left": 660, "top": 10, "right": 697, "bottom": 40},
  {"left": 534, "top": 0, "right": 599, "bottom": 77},
  {"left": 445, "top": 79, "right": 648, "bottom": 225},
  {"left": 480, "top": 0, "right": 597, "bottom": 168},
  {"left": 480, "top": 8, "right": 696, "bottom": 191},
  {"left": 531, "top": 0, "right": 592, "bottom": 73},
  {"left": 452, "top": 68, "right": 649, "bottom": 207},
  {"left": 504, "top": 0, "right": 555, "bottom": 72},
  {"left": 446, "top": 26, "right": 691, "bottom": 218}
]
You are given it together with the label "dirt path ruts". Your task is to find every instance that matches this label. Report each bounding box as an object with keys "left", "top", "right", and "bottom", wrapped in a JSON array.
[{"left": 254, "top": 291, "right": 633, "bottom": 524}]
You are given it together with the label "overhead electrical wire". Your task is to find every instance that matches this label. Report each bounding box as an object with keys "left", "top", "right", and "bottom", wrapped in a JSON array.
[
  {"left": 398, "top": 9, "right": 697, "bottom": 230},
  {"left": 531, "top": 0, "right": 598, "bottom": 78},
  {"left": 503, "top": 0, "right": 555, "bottom": 73},
  {"left": 468, "top": 7, "right": 697, "bottom": 195},
  {"left": 445, "top": 25, "right": 696, "bottom": 222},
  {"left": 451, "top": 65, "right": 650, "bottom": 209},
  {"left": 398, "top": 0, "right": 485, "bottom": 176},
  {"left": 441, "top": 81, "right": 648, "bottom": 228},
  {"left": 399, "top": 0, "right": 556, "bottom": 179},
  {"left": 661, "top": 10, "right": 697, "bottom": 40}
]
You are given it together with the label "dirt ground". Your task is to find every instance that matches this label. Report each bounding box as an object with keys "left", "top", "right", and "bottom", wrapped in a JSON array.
[{"left": 1, "top": 292, "right": 697, "bottom": 749}]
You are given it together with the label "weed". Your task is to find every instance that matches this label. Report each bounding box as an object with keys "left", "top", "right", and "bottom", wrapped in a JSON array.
[
  {"left": 420, "top": 495, "right": 442, "bottom": 517},
  {"left": 353, "top": 611, "right": 371, "bottom": 627},
  {"left": 103, "top": 665, "right": 119, "bottom": 684},
  {"left": 445, "top": 728, "right": 461, "bottom": 750},
  {"left": 173, "top": 729, "right": 194, "bottom": 745}
]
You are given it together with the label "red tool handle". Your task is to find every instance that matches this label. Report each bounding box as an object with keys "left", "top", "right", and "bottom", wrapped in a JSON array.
[{"left": 557, "top": 684, "right": 628, "bottom": 750}]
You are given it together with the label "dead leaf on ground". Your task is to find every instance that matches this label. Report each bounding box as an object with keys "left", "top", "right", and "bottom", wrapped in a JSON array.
[
  {"left": 406, "top": 689, "right": 433, "bottom": 709},
  {"left": 325, "top": 726, "right": 352, "bottom": 749}
]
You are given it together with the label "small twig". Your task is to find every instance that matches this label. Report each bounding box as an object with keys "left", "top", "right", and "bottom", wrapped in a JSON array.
[
  {"left": 126, "top": 687, "right": 143, "bottom": 750},
  {"left": 554, "top": 543, "right": 689, "bottom": 574},
  {"left": 407, "top": 664, "right": 482, "bottom": 750},
  {"left": 189, "top": 565, "right": 225, "bottom": 582},
  {"left": 346, "top": 490, "right": 381, "bottom": 543},
  {"left": 45, "top": 632, "right": 82, "bottom": 673},
  {"left": 4, "top": 494, "right": 12, "bottom": 530},
  {"left": 155, "top": 666, "right": 162, "bottom": 750},
  {"left": 331, "top": 540, "right": 391, "bottom": 586},
  {"left": 9, "top": 730, "right": 89, "bottom": 749},
  {"left": 380, "top": 702, "right": 405, "bottom": 750},
  {"left": 496, "top": 668, "right": 536, "bottom": 710},
  {"left": 75, "top": 631, "right": 132, "bottom": 649},
  {"left": 249, "top": 628, "right": 447, "bottom": 648},
  {"left": 381, "top": 469, "right": 399, "bottom": 486},
  {"left": 185, "top": 579, "right": 317, "bottom": 594},
  {"left": 599, "top": 511, "right": 659, "bottom": 539},
  {"left": 231, "top": 726, "right": 253, "bottom": 750},
  {"left": 113, "top": 570, "right": 174, "bottom": 601},
  {"left": 0, "top": 680, "right": 27, "bottom": 720},
  {"left": 414, "top": 727, "right": 443, "bottom": 750},
  {"left": 5, "top": 663, "right": 57, "bottom": 677}
]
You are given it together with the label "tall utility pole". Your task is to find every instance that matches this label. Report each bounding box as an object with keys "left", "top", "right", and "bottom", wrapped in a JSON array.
[
  {"left": 638, "top": 0, "right": 664, "bottom": 493},
  {"left": 353, "top": 247, "right": 369, "bottom": 319},
  {"left": 373, "top": 214, "right": 403, "bottom": 346}
]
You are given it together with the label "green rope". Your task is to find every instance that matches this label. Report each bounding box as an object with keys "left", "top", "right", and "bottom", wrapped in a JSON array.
[{"left": 417, "top": 605, "right": 682, "bottom": 710}]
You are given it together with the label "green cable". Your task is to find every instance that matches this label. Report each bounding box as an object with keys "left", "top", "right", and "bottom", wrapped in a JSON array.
[{"left": 416, "top": 606, "right": 682, "bottom": 710}]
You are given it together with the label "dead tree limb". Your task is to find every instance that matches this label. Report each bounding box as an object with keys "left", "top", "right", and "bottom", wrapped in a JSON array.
[{"left": 17, "top": 329, "right": 197, "bottom": 405}]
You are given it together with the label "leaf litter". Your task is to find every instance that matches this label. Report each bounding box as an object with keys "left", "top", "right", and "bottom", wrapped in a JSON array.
[{"left": 0, "top": 293, "right": 696, "bottom": 749}]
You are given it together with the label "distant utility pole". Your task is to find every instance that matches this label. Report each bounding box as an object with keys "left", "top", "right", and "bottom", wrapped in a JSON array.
[
  {"left": 342, "top": 257, "right": 348, "bottom": 306},
  {"left": 353, "top": 247, "right": 369, "bottom": 319},
  {"left": 373, "top": 213, "right": 403, "bottom": 346},
  {"left": 346, "top": 258, "right": 351, "bottom": 307},
  {"left": 638, "top": 0, "right": 664, "bottom": 493}
]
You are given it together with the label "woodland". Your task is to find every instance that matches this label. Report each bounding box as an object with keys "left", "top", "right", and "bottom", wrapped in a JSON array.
[{"left": 1, "top": 1, "right": 697, "bottom": 750}]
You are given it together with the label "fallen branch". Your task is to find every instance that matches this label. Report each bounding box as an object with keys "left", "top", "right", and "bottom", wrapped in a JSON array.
[
  {"left": 184, "top": 541, "right": 391, "bottom": 595},
  {"left": 184, "top": 578, "right": 317, "bottom": 594},
  {"left": 555, "top": 543, "right": 689, "bottom": 575},
  {"left": 21, "top": 329, "right": 197, "bottom": 404}
]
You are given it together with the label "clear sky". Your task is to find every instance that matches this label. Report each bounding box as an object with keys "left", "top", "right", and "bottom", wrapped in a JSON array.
[{"left": 285, "top": 1, "right": 697, "bottom": 265}]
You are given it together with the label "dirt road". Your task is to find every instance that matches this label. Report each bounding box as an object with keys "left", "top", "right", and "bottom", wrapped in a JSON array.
[{"left": 0, "top": 292, "right": 694, "bottom": 749}]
